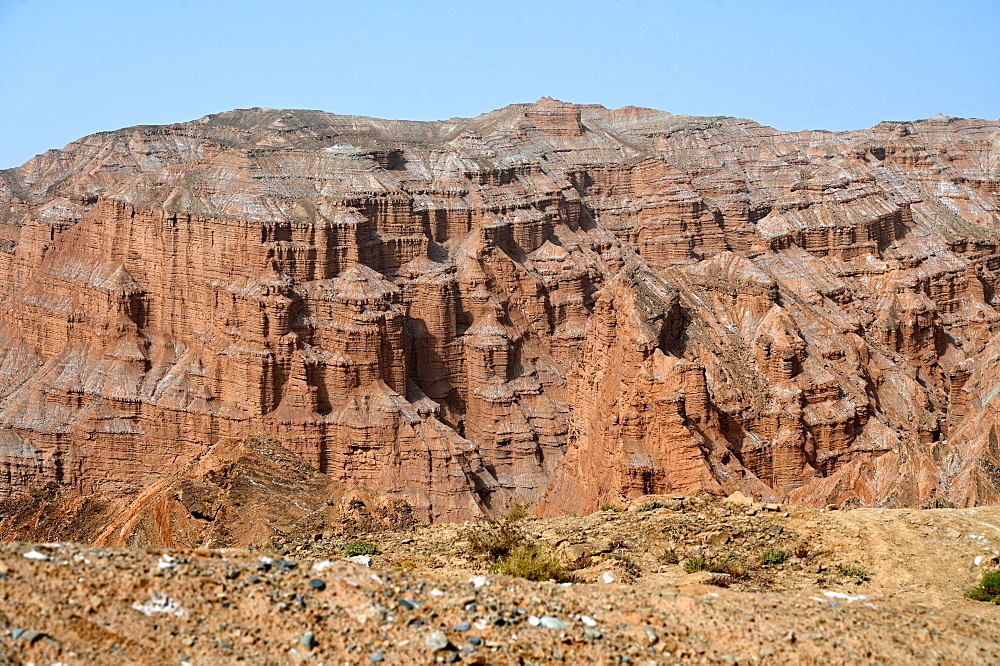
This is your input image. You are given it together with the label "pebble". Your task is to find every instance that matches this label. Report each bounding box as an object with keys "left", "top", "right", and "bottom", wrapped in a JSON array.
[
  {"left": 347, "top": 555, "right": 373, "bottom": 567},
  {"left": 311, "top": 559, "right": 334, "bottom": 571},
  {"left": 528, "top": 615, "right": 541, "bottom": 626},
  {"left": 370, "top": 652, "right": 385, "bottom": 662},
  {"left": 301, "top": 631, "right": 318, "bottom": 648},
  {"left": 308, "top": 578, "right": 326, "bottom": 590},
  {"left": 246, "top": 575, "right": 261, "bottom": 584},
  {"left": 468, "top": 636, "right": 483, "bottom": 645},
  {"left": 644, "top": 627, "right": 659, "bottom": 644},
  {"left": 579, "top": 615, "right": 598, "bottom": 627},
  {"left": 455, "top": 622, "right": 471, "bottom": 632},
  {"left": 424, "top": 630, "right": 449, "bottom": 651},
  {"left": 23, "top": 550, "right": 47, "bottom": 561},
  {"left": 469, "top": 575, "right": 490, "bottom": 588},
  {"left": 398, "top": 598, "right": 421, "bottom": 610},
  {"left": 602, "top": 572, "right": 616, "bottom": 584},
  {"left": 539, "top": 616, "right": 566, "bottom": 630}
]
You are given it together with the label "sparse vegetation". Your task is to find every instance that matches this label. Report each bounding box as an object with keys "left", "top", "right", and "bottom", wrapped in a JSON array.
[
  {"left": 759, "top": 548, "right": 788, "bottom": 565},
  {"left": 965, "top": 569, "right": 1000, "bottom": 603},
  {"left": 394, "top": 559, "right": 416, "bottom": 573},
  {"left": 600, "top": 503, "right": 619, "bottom": 512},
  {"left": 464, "top": 517, "right": 524, "bottom": 561},
  {"left": 463, "top": 503, "right": 530, "bottom": 561},
  {"left": 502, "top": 502, "right": 530, "bottom": 522},
  {"left": 614, "top": 553, "right": 642, "bottom": 579},
  {"left": 493, "top": 545, "right": 572, "bottom": 582},
  {"left": 344, "top": 540, "right": 380, "bottom": 557},
  {"left": 684, "top": 555, "right": 745, "bottom": 580},
  {"left": 641, "top": 500, "right": 666, "bottom": 511},
  {"left": 658, "top": 549, "right": 680, "bottom": 564},
  {"left": 839, "top": 564, "right": 869, "bottom": 580}
]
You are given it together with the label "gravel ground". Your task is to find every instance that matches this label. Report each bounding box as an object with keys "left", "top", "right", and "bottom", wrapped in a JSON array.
[{"left": 3, "top": 497, "right": 1000, "bottom": 664}]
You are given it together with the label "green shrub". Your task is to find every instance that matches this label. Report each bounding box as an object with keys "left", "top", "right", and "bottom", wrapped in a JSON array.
[
  {"left": 759, "top": 548, "right": 788, "bottom": 565},
  {"left": 493, "top": 545, "right": 571, "bottom": 582},
  {"left": 600, "top": 503, "right": 619, "bottom": 512},
  {"left": 641, "top": 500, "right": 666, "bottom": 511},
  {"left": 344, "top": 540, "right": 380, "bottom": 557},
  {"left": 965, "top": 569, "right": 1000, "bottom": 603},
  {"left": 839, "top": 564, "right": 869, "bottom": 580},
  {"left": 684, "top": 555, "right": 709, "bottom": 573}
]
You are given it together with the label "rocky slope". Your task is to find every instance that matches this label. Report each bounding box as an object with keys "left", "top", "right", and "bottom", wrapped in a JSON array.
[
  {"left": 0, "top": 100, "right": 999, "bottom": 520},
  {"left": 3, "top": 497, "right": 1000, "bottom": 664}
]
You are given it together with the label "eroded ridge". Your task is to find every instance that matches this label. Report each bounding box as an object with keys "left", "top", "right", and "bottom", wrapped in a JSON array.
[{"left": 0, "top": 100, "right": 999, "bottom": 519}]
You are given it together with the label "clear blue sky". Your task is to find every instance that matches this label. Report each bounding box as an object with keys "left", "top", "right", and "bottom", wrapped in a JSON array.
[{"left": 1, "top": 0, "right": 997, "bottom": 168}]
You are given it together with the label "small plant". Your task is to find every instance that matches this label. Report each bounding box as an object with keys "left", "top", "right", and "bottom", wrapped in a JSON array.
[
  {"left": 707, "top": 575, "right": 732, "bottom": 588},
  {"left": 502, "top": 502, "right": 530, "bottom": 522},
  {"left": 493, "top": 545, "right": 571, "bottom": 582},
  {"left": 464, "top": 519, "right": 524, "bottom": 561},
  {"left": 759, "top": 548, "right": 788, "bottom": 565},
  {"left": 685, "top": 555, "right": 709, "bottom": 573},
  {"left": 641, "top": 500, "right": 666, "bottom": 511},
  {"left": 344, "top": 540, "right": 380, "bottom": 557},
  {"left": 839, "top": 564, "right": 869, "bottom": 581},
  {"left": 684, "top": 555, "right": 745, "bottom": 579},
  {"left": 793, "top": 543, "right": 810, "bottom": 559},
  {"left": 610, "top": 539, "right": 629, "bottom": 551},
  {"left": 614, "top": 554, "right": 642, "bottom": 579},
  {"left": 230, "top": 499, "right": 241, "bottom": 507},
  {"left": 658, "top": 550, "right": 680, "bottom": 564},
  {"left": 463, "top": 503, "right": 530, "bottom": 561},
  {"left": 965, "top": 570, "right": 1000, "bottom": 603},
  {"left": 600, "top": 503, "right": 619, "bottom": 512},
  {"left": 394, "top": 559, "right": 417, "bottom": 573}
]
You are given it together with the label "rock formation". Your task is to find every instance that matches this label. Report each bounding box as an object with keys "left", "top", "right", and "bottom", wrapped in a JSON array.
[{"left": 0, "top": 98, "right": 998, "bottom": 520}]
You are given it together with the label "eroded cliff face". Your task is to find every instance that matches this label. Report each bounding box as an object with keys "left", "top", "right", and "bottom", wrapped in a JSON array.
[{"left": 1, "top": 99, "right": 999, "bottom": 520}]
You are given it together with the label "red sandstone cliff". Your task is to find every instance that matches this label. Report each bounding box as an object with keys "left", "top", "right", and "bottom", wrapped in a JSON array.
[{"left": 0, "top": 99, "right": 998, "bottom": 520}]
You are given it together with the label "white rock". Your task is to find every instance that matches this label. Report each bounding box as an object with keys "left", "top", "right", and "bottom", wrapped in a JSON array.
[
  {"left": 601, "top": 571, "right": 616, "bottom": 584},
  {"left": 22, "top": 550, "right": 47, "bottom": 561},
  {"left": 132, "top": 589, "right": 188, "bottom": 617},
  {"left": 346, "top": 555, "right": 372, "bottom": 567},
  {"left": 429, "top": 588, "right": 445, "bottom": 597},
  {"left": 539, "top": 616, "right": 566, "bottom": 629},
  {"left": 822, "top": 590, "right": 867, "bottom": 602},
  {"left": 975, "top": 555, "right": 985, "bottom": 566},
  {"left": 311, "top": 559, "right": 334, "bottom": 571},
  {"left": 469, "top": 575, "right": 490, "bottom": 588},
  {"left": 528, "top": 615, "right": 541, "bottom": 626},
  {"left": 579, "top": 615, "right": 598, "bottom": 627}
]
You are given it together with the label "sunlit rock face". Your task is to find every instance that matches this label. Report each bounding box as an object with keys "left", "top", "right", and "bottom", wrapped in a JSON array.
[{"left": 0, "top": 99, "right": 999, "bottom": 521}]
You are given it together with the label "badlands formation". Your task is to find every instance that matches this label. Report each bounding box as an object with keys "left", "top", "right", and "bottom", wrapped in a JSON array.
[{"left": 1, "top": 99, "right": 999, "bottom": 522}]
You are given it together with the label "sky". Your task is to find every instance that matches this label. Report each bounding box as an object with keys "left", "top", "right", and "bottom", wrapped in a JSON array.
[{"left": 0, "top": 0, "right": 997, "bottom": 168}]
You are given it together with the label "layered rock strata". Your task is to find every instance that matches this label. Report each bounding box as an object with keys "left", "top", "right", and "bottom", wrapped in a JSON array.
[{"left": 0, "top": 99, "right": 998, "bottom": 520}]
